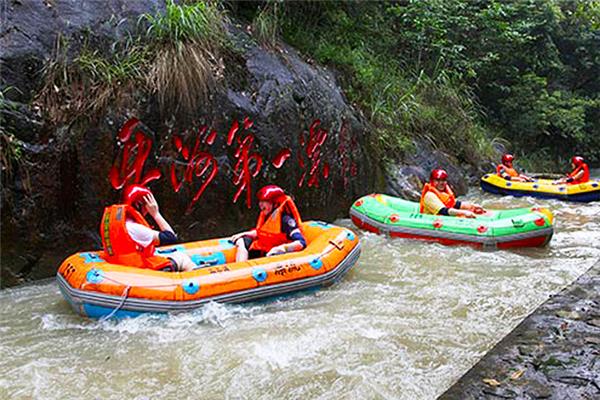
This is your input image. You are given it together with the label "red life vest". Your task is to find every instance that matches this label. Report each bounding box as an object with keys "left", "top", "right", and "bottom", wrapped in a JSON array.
[
  {"left": 100, "top": 204, "right": 172, "bottom": 270},
  {"left": 568, "top": 163, "right": 590, "bottom": 184},
  {"left": 419, "top": 183, "right": 456, "bottom": 214},
  {"left": 250, "top": 196, "right": 303, "bottom": 253},
  {"left": 496, "top": 164, "right": 518, "bottom": 178}
]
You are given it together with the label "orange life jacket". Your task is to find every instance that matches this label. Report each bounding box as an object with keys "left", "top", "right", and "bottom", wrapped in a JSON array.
[
  {"left": 419, "top": 183, "right": 456, "bottom": 214},
  {"left": 100, "top": 204, "right": 172, "bottom": 270},
  {"left": 568, "top": 163, "right": 590, "bottom": 184},
  {"left": 250, "top": 196, "right": 303, "bottom": 253},
  {"left": 496, "top": 164, "right": 519, "bottom": 178}
]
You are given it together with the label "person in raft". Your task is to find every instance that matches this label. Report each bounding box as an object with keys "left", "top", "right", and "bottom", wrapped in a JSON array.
[
  {"left": 420, "top": 169, "right": 486, "bottom": 219},
  {"left": 497, "top": 154, "right": 532, "bottom": 182},
  {"left": 100, "top": 184, "right": 196, "bottom": 272},
  {"left": 230, "top": 185, "right": 307, "bottom": 262},
  {"left": 553, "top": 156, "right": 590, "bottom": 185}
]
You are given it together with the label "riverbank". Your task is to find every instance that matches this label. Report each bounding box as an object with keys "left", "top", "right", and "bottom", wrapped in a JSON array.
[{"left": 439, "top": 259, "right": 600, "bottom": 399}]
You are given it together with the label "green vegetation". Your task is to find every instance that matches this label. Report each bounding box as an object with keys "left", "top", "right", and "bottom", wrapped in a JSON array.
[
  {"left": 37, "top": 1, "right": 230, "bottom": 123},
  {"left": 36, "top": 35, "right": 149, "bottom": 123},
  {"left": 142, "top": 0, "right": 227, "bottom": 45},
  {"left": 385, "top": 0, "right": 600, "bottom": 167},
  {"left": 142, "top": 0, "right": 230, "bottom": 115},
  {"left": 243, "top": 1, "right": 499, "bottom": 166},
  {"left": 32, "top": 0, "right": 599, "bottom": 170},
  {"left": 239, "top": 0, "right": 600, "bottom": 169},
  {"left": 251, "top": 1, "right": 281, "bottom": 47}
]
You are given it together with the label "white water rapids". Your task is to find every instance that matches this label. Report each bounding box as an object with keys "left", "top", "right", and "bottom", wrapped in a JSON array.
[{"left": 1, "top": 191, "right": 598, "bottom": 399}]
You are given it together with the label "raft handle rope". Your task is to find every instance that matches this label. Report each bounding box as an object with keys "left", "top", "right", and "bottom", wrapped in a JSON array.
[
  {"left": 99, "top": 285, "right": 131, "bottom": 322},
  {"left": 329, "top": 240, "right": 344, "bottom": 251}
]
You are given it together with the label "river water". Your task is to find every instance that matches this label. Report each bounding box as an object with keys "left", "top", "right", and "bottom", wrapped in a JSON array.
[{"left": 1, "top": 191, "right": 599, "bottom": 399}]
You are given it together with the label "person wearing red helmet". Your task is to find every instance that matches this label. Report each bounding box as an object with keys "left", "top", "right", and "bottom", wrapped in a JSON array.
[
  {"left": 554, "top": 156, "right": 590, "bottom": 185},
  {"left": 230, "top": 185, "right": 306, "bottom": 262},
  {"left": 496, "top": 154, "right": 532, "bottom": 182},
  {"left": 100, "top": 185, "right": 195, "bottom": 272},
  {"left": 419, "top": 169, "right": 485, "bottom": 218}
]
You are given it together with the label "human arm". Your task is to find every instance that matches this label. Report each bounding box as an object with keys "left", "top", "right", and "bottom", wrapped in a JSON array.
[
  {"left": 231, "top": 229, "right": 257, "bottom": 243},
  {"left": 143, "top": 194, "right": 174, "bottom": 234},
  {"left": 459, "top": 201, "right": 486, "bottom": 214},
  {"left": 447, "top": 207, "right": 477, "bottom": 218},
  {"left": 140, "top": 194, "right": 179, "bottom": 245},
  {"left": 566, "top": 168, "right": 584, "bottom": 183},
  {"left": 266, "top": 215, "right": 306, "bottom": 256},
  {"left": 497, "top": 166, "right": 513, "bottom": 181}
]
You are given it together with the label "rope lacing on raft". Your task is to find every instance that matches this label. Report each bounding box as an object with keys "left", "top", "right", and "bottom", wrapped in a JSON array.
[{"left": 99, "top": 285, "right": 131, "bottom": 321}]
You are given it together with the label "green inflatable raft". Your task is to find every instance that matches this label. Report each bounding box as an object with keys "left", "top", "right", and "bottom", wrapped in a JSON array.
[{"left": 350, "top": 194, "right": 554, "bottom": 249}]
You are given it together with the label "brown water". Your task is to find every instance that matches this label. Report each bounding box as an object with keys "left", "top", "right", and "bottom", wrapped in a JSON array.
[{"left": 1, "top": 192, "right": 599, "bottom": 399}]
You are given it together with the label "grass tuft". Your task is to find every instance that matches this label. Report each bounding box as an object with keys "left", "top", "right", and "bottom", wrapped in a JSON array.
[
  {"left": 251, "top": 1, "right": 281, "bottom": 48},
  {"left": 142, "top": 0, "right": 229, "bottom": 115},
  {"left": 36, "top": 36, "right": 149, "bottom": 124}
]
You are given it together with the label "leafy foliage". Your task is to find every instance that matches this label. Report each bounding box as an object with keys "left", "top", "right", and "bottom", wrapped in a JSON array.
[
  {"left": 386, "top": 0, "right": 600, "bottom": 166},
  {"left": 278, "top": 2, "right": 496, "bottom": 166},
  {"left": 251, "top": 1, "right": 282, "bottom": 47},
  {"left": 262, "top": 0, "right": 600, "bottom": 169},
  {"left": 142, "top": 0, "right": 228, "bottom": 46}
]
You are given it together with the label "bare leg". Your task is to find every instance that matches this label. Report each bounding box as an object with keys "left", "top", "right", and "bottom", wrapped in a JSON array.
[
  {"left": 235, "top": 238, "right": 249, "bottom": 262},
  {"left": 170, "top": 252, "right": 196, "bottom": 272},
  {"left": 181, "top": 256, "right": 196, "bottom": 272}
]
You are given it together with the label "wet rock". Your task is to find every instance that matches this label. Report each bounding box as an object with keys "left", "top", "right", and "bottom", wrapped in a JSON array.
[
  {"left": 384, "top": 165, "right": 424, "bottom": 201},
  {"left": 555, "top": 310, "right": 581, "bottom": 320},
  {"left": 439, "top": 261, "right": 600, "bottom": 400},
  {"left": 518, "top": 344, "right": 542, "bottom": 358},
  {"left": 481, "top": 387, "right": 518, "bottom": 398},
  {"left": 548, "top": 373, "right": 590, "bottom": 387},
  {"left": 383, "top": 138, "right": 486, "bottom": 199},
  {"left": 524, "top": 381, "right": 552, "bottom": 399},
  {"left": 1, "top": 0, "right": 379, "bottom": 286},
  {"left": 586, "top": 319, "right": 600, "bottom": 328},
  {"left": 584, "top": 336, "right": 600, "bottom": 345}
]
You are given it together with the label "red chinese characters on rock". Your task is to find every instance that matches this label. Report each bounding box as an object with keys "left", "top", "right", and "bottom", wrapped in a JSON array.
[
  {"left": 170, "top": 126, "right": 218, "bottom": 214},
  {"left": 109, "top": 118, "right": 161, "bottom": 190},
  {"left": 272, "top": 148, "right": 292, "bottom": 169},
  {"left": 228, "top": 117, "right": 263, "bottom": 208},
  {"left": 109, "top": 116, "right": 361, "bottom": 212},
  {"left": 298, "top": 119, "right": 329, "bottom": 188}
]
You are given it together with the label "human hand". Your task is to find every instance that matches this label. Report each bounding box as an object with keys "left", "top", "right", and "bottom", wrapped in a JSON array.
[
  {"left": 461, "top": 210, "right": 476, "bottom": 218},
  {"left": 143, "top": 194, "right": 159, "bottom": 217},
  {"left": 231, "top": 233, "right": 246, "bottom": 244},
  {"left": 266, "top": 245, "right": 286, "bottom": 257},
  {"left": 471, "top": 205, "right": 486, "bottom": 214}
]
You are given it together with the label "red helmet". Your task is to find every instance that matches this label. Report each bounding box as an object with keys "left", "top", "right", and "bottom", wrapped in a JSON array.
[
  {"left": 571, "top": 156, "right": 584, "bottom": 166},
  {"left": 429, "top": 169, "right": 448, "bottom": 184},
  {"left": 257, "top": 185, "right": 285, "bottom": 203},
  {"left": 123, "top": 184, "right": 152, "bottom": 206},
  {"left": 502, "top": 154, "right": 514, "bottom": 165}
]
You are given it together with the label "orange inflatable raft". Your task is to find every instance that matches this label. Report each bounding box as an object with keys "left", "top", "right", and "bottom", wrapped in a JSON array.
[{"left": 57, "top": 221, "right": 360, "bottom": 319}]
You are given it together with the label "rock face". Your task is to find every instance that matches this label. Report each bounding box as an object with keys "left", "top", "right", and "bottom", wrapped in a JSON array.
[
  {"left": 439, "top": 261, "right": 600, "bottom": 399},
  {"left": 1, "top": 0, "right": 378, "bottom": 287},
  {"left": 384, "top": 142, "right": 488, "bottom": 201},
  {"left": 1, "top": 1, "right": 489, "bottom": 287}
]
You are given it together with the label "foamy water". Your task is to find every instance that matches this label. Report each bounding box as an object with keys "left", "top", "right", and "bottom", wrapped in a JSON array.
[{"left": 1, "top": 191, "right": 598, "bottom": 399}]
